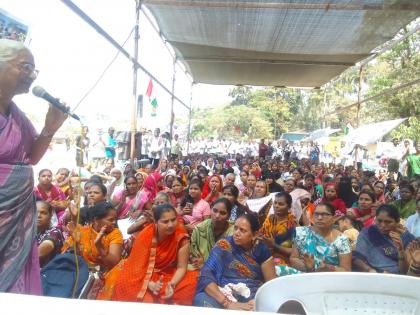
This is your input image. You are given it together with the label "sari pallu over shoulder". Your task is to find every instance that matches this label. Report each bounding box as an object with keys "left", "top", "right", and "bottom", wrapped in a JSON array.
[
  {"left": 111, "top": 223, "right": 190, "bottom": 302},
  {"left": 353, "top": 225, "right": 415, "bottom": 274},
  {"left": 196, "top": 236, "right": 271, "bottom": 301},
  {"left": 0, "top": 164, "right": 37, "bottom": 291}
]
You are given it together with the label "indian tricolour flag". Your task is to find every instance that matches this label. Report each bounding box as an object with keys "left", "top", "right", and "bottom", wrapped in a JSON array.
[
  {"left": 146, "top": 78, "right": 158, "bottom": 117},
  {"left": 344, "top": 122, "right": 353, "bottom": 135}
]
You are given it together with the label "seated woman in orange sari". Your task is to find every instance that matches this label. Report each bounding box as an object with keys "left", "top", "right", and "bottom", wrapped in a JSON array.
[
  {"left": 62, "top": 201, "right": 123, "bottom": 270},
  {"left": 109, "top": 204, "right": 198, "bottom": 305},
  {"left": 259, "top": 192, "right": 299, "bottom": 276}
]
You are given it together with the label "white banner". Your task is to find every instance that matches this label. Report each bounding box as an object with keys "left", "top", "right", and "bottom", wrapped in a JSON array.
[
  {"left": 246, "top": 194, "right": 275, "bottom": 213},
  {"left": 344, "top": 118, "right": 407, "bottom": 146}
]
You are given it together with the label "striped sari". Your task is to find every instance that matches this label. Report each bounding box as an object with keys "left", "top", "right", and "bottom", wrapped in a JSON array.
[{"left": 0, "top": 102, "right": 41, "bottom": 293}]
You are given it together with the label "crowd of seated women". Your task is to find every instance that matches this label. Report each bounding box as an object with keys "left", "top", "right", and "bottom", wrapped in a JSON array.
[{"left": 33, "top": 155, "right": 420, "bottom": 309}]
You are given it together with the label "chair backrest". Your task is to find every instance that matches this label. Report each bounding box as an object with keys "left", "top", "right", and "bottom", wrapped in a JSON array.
[{"left": 255, "top": 272, "right": 420, "bottom": 315}]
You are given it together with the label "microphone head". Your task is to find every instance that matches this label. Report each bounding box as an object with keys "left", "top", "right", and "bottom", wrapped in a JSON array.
[{"left": 32, "top": 86, "right": 46, "bottom": 98}]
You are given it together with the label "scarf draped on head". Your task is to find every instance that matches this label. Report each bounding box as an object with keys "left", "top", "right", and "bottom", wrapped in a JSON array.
[
  {"left": 201, "top": 174, "right": 223, "bottom": 203},
  {"left": 143, "top": 172, "right": 163, "bottom": 201}
]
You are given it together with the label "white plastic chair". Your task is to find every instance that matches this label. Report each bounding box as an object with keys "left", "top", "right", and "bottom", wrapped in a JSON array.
[{"left": 255, "top": 272, "right": 420, "bottom": 315}]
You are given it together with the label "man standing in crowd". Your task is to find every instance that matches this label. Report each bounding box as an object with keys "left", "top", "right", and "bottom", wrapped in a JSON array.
[
  {"left": 259, "top": 138, "right": 268, "bottom": 159},
  {"left": 149, "top": 128, "right": 163, "bottom": 167},
  {"left": 386, "top": 138, "right": 403, "bottom": 175},
  {"left": 75, "top": 126, "right": 90, "bottom": 167},
  {"left": 90, "top": 128, "right": 106, "bottom": 169},
  {"left": 171, "top": 134, "right": 182, "bottom": 160},
  {"left": 403, "top": 141, "right": 420, "bottom": 178},
  {"left": 105, "top": 127, "right": 117, "bottom": 162}
]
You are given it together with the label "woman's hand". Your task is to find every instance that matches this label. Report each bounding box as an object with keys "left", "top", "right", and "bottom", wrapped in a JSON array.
[
  {"left": 148, "top": 276, "right": 164, "bottom": 295},
  {"left": 94, "top": 225, "right": 107, "bottom": 247},
  {"left": 66, "top": 221, "right": 75, "bottom": 235},
  {"left": 258, "top": 235, "right": 275, "bottom": 249},
  {"left": 129, "top": 210, "right": 141, "bottom": 221},
  {"left": 184, "top": 224, "right": 194, "bottom": 234},
  {"left": 227, "top": 301, "right": 254, "bottom": 311},
  {"left": 191, "top": 255, "right": 204, "bottom": 269},
  {"left": 68, "top": 202, "right": 79, "bottom": 218},
  {"left": 302, "top": 253, "right": 315, "bottom": 272},
  {"left": 407, "top": 241, "right": 420, "bottom": 267},
  {"left": 243, "top": 188, "right": 252, "bottom": 197},
  {"left": 389, "top": 231, "right": 404, "bottom": 252},
  {"left": 143, "top": 209, "right": 154, "bottom": 222},
  {"left": 44, "top": 103, "right": 69, "bottom": 135},
  {"left": 162, "top": 282, "right": 175, "bottom": 300}
]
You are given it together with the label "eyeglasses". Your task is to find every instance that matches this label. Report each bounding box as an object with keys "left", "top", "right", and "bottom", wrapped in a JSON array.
[
  {"left": 16, "top": 62, "right": 39, "bottom": 77},
  {"left": 313, "top": 212, "right": 333, "bottom": 218}
]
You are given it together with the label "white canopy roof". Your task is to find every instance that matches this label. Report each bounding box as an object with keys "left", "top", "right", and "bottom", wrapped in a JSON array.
[{"left": 144, "top": 0, "right": 419, "bottom": 87}]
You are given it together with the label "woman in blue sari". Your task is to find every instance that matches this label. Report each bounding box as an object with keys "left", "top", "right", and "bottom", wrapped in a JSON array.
[
  {"left": 194, "top": 214, "right": 276, "bottom": 310},
  {"left": 353, "top": 204, "right": 415, "bottom": 274}
]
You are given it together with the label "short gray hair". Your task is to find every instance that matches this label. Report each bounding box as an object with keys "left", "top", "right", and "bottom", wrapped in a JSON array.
[{"left": 0, "top": 39, "right": 29, "bottom": 67}]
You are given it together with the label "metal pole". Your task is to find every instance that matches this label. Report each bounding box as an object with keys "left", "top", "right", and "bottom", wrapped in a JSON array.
[
  {"left": 169, "top": 57, "right": 177, "bottom": 145},
  {"left": 130, "top": 0, "right": 142, "bottom": 164},
  {"left": 356, "top": 65, "right": 364, "bottom": 128},
  {"left": 186, "top": 82, "right": 194, "bottom": 155},
  {"left": 325, "top": 77, "right": 420, "bottom": 116},
  {"left": 323, "top": 86, "right": 328, "bottom": 128},
  {"left": 144, "top": 0, "right": 420, "bottom": 11}
]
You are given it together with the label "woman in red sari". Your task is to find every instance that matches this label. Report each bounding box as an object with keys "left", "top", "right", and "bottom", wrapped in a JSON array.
[
  {"left": 110, "top": 204, "right": 198, "bottom": 304},
  {"left": 202, "top": 174, "right": 223, "bottom": 204}
]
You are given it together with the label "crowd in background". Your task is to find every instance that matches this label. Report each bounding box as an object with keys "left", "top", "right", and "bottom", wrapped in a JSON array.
[{"left": 32, "top": 133, "right": 420, "bottom": 308}]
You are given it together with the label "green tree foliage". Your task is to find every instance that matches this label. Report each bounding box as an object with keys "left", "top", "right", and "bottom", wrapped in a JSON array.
[
  {"left": 247, "top": 88, "right": 292, "bottom": 137},
  {"left": 391, "top": 117, "right": 420, "bottom": 142},
  {"left": 228, "top": 86, "right": 252, "bottom": 105},
  {"left": 191, "top": 105, "right": 272, "bottom": 140}
]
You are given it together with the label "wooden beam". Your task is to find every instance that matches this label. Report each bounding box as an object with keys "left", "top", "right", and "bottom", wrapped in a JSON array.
[{"left": 144, "top": 0, "right": 420, "bottom": 11}]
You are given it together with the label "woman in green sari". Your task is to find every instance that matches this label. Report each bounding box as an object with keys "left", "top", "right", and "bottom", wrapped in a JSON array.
[
  {"left": 392, "top": 184, "right": 417, "bottom": 219},
  {"left": 189, "top": 198, "right": 234, "bottom": 270}
]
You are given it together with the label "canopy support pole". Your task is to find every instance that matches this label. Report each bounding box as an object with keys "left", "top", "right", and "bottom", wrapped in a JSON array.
[
  {"left": 130, "top": 0, "right": 143, "bottom": 164},
  {"left": 356, "top": 65, "right": 364, "bottom": 128},
  {"left": 326, "top": 77, "right": 420, "bottom": 116},
  {"left": 187, "top": 83, "right": 194, "bottom": 155},
  {"left": 169, "top": 57, "right": 177, "bottom": 146}
]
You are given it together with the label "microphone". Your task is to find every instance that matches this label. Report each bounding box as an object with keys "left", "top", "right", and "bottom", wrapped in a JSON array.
[{"left": 32, "top": 86, "right": 80, "bottom": 121}]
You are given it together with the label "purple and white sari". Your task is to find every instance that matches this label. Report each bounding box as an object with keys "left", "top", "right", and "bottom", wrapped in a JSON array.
[{"left": 0, "top": 102, "right": 41, "bottom": 293}]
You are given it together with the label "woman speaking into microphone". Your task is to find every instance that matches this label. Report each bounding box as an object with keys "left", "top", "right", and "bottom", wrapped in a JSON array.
[{"left": 0, "top": 39, "right": 68, "bottom": 293}]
